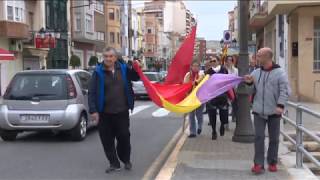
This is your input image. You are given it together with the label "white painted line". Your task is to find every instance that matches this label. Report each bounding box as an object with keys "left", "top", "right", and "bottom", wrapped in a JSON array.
[
  {"left": 130, "top": 105, "right": 152, "bottom": 116},
  {"left": 152, "top": 108, "right": 170, "bottom": 117}
]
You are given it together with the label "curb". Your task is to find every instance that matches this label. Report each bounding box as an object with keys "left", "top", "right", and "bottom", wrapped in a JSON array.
[
  {"left": 279, "top": 141, "right": 319, "bottom": 180},
  {"left": 141, "top": 117, "right": 188, "bottom": 180},
  {"left": 155, "top": 129, "right": 187, "bottom": 180}
]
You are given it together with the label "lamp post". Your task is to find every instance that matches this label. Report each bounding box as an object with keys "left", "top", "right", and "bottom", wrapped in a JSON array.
[{"left": 232, "top": 0, "right": 255, "bottom": 143}]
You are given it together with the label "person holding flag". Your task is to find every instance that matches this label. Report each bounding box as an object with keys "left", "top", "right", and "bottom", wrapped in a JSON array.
[{"left": 184, "top": 61, "right": 205, "bottom": 138}]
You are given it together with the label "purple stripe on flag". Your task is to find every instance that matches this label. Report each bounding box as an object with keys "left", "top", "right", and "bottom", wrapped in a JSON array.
[{"left": 196, "top": 74, "right": 243, "bottom": 103}]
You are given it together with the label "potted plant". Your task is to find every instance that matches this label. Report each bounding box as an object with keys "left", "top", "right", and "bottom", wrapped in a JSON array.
[{"left": 69, "top": 55, "right": 81, "bottom": 69}]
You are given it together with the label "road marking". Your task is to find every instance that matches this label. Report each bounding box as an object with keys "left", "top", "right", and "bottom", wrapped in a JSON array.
[
  {"left": 130, "top": 105, "right": 152, "bottom": 116},
  {"left": 152, "top": 108, "right": 170, "bottom": 117}
]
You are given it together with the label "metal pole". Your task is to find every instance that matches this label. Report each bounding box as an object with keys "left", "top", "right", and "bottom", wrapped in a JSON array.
[
  {"left": 296, "top": 105, "right": 303, "bottom": 168},
  {"left": 232, "top": 0, "right": 255, "bottom": 143},
  {"left": 128, "top": 0, "right": 132, "bottom": 59}
]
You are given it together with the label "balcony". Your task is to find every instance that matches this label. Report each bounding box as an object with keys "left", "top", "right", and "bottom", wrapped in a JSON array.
[
  {"left": 249, "top": 1, "right": 269, "bottom": 31},
  {"left": 268, "top": 1, "right": 320, "bottom": 15},
  {"left": 0, "top": 21, "right": 29, "bottom": 39},
  {"left": 144, "top": 3, "right": 164, "bottom": 13}
]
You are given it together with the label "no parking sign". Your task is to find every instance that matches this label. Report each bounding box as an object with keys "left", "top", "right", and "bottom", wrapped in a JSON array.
[{"left": 223, "top": 30, "right": 232, "bottom": 43}]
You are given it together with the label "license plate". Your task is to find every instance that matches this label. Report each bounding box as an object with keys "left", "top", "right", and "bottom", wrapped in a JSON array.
[{"left": 20, "top": 114, "right": 50, "bottom": 122}]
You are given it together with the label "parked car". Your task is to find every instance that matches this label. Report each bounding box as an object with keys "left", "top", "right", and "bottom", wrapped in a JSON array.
[
  {"left": 132, "top": 72, "right": 162, "bottom": 99},
  {"left": 159, "top": 71, "right": 167, "bottom": 81},
  {"left": 0, "top": 69, "right": 97, "bottom": 141}
]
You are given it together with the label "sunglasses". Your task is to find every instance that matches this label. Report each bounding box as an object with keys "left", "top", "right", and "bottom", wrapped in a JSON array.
[{"left": 210, "top": 60, "right": 217, "bottom": 63}]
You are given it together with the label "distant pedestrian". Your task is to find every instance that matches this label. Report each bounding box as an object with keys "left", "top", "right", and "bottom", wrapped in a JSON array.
[
  {"left": 244, "top": 47, "right": 289, "bottom": 174},
  {"left": 88, "top": 47, "right": 140, "bottom": 173},
  {"left": 225, "top": 56, "right": 238, "bottom": 124},
  {"left": 184, "top": 61, "right": 205, "bottom": 138},
  {"left": 205, "top": 56, "right": 229, "bottom": 140},
  {"left": 249, "top": 54, "right": 259, "bottom": 73}
]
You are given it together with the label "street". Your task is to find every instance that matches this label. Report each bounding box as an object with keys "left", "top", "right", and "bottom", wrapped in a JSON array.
[{"left": 0, "top": 100, "right": 182, "bottom": 180}]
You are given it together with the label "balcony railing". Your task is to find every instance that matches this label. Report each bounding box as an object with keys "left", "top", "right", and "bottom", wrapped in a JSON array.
[{"left": 250, "top": 0, "right": 268, "bottom": 19}]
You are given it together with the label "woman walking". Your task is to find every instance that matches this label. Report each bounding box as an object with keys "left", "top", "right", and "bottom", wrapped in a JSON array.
[{"left": 184, "top": 61, "right": 205, "bottom": 138}]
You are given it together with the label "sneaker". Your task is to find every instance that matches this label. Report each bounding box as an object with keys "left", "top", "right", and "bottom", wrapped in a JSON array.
[
  {"left": 268, "top": 164, "right": 277, "bottom": 172},
  {"left": 188, "top": 134, "right": 196, "bottom": 138},
  {"left": 105, "top": 165, "right": 121, "bottom": 173},
  {"left": 125, "top": 162, "right": 132, "bottom": 170},
  {"left": 251, "top": 164, "right": 265, "bottom": 175},
  {"left": 197, "top": 129, "right": 202, "bottom": 135}
]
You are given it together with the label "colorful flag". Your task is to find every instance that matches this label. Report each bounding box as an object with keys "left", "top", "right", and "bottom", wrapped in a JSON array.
[{"left": 164, "top": 26, "right": 197, "bottom": 84}]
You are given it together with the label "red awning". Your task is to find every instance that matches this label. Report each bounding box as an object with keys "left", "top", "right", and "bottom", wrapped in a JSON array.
[{"left": 0, "top": 48, "right": 15, "bottom": 60}]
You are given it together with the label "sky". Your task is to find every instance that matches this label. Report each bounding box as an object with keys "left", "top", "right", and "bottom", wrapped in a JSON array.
[
  {"left": 184, "top": 1, "right": 237, "bottom": 41},
  {"left": 132, "top": 0, "right": 237, "bottom": 41}
]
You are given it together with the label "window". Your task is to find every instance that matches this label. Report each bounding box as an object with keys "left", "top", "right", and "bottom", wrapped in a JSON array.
[
  {"left": 28, "top": 12, "right": 34, "bottom": 31},
  {"left": 76, "top": 72, "right": 91, "bottom": 90},
  {"left": 7, "top": 6, "right": 13, "bottom": 20},
  {"left": 110, "top": 32, "right": 115, "bottom": 44},
  {"left": 96, "top": 32, "right": 105, "bottom": 41},
  {"left": 75, "top": 13, "right": 81, "bottom": 31},
  {"left": 15, "top": 7, "right": 19, "bottom": 21},
  {"left": 85, "top": 14, "right": 93, "bottom": 33},
  {"left": 116, "top": 9, "right": 120, "bottom": 21},
  {"left": 109, "top": 8, "right": 115, "bottom": 20},
  {"left": 95, "top": 0, "right": 104, "bottom": 13},
  {"left": 4, "top": 74, "right": 68, "bottom": 101},
  {"left": 117, "top": 32, "right": 120, "bottom": 44},
  {"left": 314, "top": 17, "right": 320, "bottom": 71},
  {"left": 147, "top": 28, "right": 152, "bottom": 34}
]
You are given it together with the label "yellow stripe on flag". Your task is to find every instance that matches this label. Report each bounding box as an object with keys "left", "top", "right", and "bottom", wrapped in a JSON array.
[{"left": 161, "top": 75, "right": 210, "bottom": 114}]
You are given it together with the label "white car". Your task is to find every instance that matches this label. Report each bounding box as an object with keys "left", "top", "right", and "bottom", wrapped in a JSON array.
[{"left": 132, "top": 72, "right": 162, "bottom": 99}]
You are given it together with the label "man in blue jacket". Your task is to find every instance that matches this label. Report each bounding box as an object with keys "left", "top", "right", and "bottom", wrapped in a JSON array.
[{"left": 88, "top": 47, "right": 140, "bottom": 173}]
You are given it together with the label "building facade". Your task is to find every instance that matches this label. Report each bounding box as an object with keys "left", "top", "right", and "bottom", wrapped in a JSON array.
[
  {"left": 105, "top": 1, "right": 121, "bottom": 53},
  {"left": 249, "top": 0, "right": 320, "bottom": 102},
  {"left": 0, "top": 0, "right": 28, "bottom": 94}
]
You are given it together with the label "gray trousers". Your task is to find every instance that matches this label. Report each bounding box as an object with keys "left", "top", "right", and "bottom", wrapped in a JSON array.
[
  {"left": 254, "top": 114, "right": 281, "bottom": 166},
  {"left": 189, "top": 105, "right": 204, "bottom": 135}
]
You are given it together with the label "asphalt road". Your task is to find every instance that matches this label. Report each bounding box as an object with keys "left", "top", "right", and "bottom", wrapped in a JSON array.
[{"left": 0, "top": 100, "right": 182, "bottom": 180}]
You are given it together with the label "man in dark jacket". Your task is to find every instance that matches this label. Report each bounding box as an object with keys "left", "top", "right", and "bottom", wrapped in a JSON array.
[{"left": 88, "top": 47, "right": 140, "bottom": 173}]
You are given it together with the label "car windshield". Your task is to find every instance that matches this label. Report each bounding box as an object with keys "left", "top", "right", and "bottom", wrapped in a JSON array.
[
  {"left": 4, "top": 74, "right": 68, "bottom": 101},
  {"left": 144, "top": 73, "right": 160, "bottom": 82}
]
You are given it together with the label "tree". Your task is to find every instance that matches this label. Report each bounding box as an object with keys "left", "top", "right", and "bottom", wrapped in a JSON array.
[
  {"left": 89, "top": 56, "right": 98, "bottom": 66},
  {"left": 69, "top": 55, "right": 81, "bottom": 69}
]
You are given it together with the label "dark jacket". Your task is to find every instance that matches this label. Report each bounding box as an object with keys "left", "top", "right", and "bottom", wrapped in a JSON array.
[
  {"left": 88, "top": 61, "right": 139, "bottom": 113},
  {"left": 205, "top": 65, "right": 229, "bottom": 108}
]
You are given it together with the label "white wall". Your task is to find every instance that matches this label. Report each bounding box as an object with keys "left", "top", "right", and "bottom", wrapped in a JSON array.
[{"left": 163, "top": 1, "right": 186, "bottom": 34}]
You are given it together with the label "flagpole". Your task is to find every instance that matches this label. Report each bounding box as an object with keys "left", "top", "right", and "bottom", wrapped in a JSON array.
[{"left": 232, "top": 0, "right": 254, "bottom": 143}]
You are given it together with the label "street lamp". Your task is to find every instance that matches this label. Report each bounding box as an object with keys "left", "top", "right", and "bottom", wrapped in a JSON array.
[{"left": 232, "top": 0, "right": 255, "bottom": 143}]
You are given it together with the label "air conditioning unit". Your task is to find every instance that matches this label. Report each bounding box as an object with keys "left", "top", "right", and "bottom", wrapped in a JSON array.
[{"left": 9, "top": 40, "right": 23, "bottom": 52}]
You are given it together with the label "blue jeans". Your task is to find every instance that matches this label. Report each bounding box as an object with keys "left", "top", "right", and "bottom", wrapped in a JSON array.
[{"left": 189, "top": 105, "right": 204, "bottom": 135}]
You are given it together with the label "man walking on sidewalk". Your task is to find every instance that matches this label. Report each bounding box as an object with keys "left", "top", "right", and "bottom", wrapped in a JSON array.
[
  {"left": 88, "top": 47, "right": 140, "bottom": 173},
  {"left": 244, "top": 47, "right": 290, "bottom": 175}
]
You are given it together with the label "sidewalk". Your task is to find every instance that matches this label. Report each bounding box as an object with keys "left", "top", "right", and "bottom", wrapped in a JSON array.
[{"left": 169, "top": 119, "right": 292, "bottom": 180}]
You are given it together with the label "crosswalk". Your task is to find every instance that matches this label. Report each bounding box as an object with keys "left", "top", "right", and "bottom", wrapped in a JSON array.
[{"left": 130, "top": 103, "right": 172, "bottom": 117}]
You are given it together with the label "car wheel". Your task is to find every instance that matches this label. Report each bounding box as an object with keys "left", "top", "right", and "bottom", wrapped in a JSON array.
[
  {"left": 0, "top": 131, "right": 18, "bottom": 141},
  {"left": 70, "top": 114, "right": 87, "bottom": 141}
]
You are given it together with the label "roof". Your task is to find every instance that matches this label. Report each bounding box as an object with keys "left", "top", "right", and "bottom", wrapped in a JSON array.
[{"left": 15, "top": 69, "right": 87, "bottom": 75}]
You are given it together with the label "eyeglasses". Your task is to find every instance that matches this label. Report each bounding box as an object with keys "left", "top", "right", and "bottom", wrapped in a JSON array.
[{"left": 210, "top": 60, "right": 217, "bottom": 63}]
